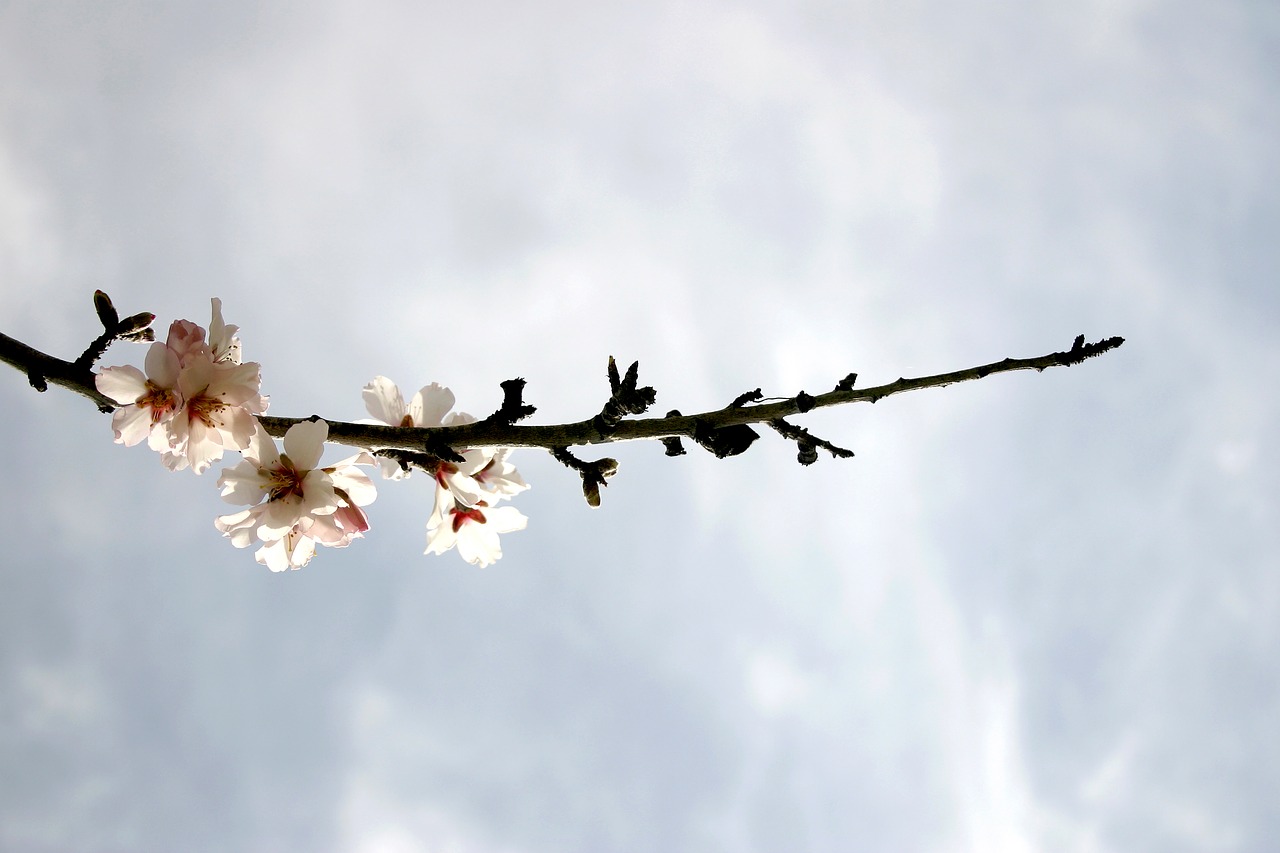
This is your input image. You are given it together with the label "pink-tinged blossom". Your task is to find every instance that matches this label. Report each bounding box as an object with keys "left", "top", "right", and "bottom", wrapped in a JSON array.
[
  {"left": 96, "top": 341, "right": 184, "bottom": 449},
  {"left": 96, "top": 300, "right": 268, "bottom": 473},
  {"left": 215, "top": 420, "right": 377, "bottom": 571},
  {"left": 165, "top": 299, "right": 242, "bottom": 367},
  {"left": 162, "top": 358, "right": 267, "bottom": 474},
  {"left": 165, "top": 319, "right": 208, "bottom": 365},
  {"left": 425, "top": 492, "right": 527, "bottom": 568}
]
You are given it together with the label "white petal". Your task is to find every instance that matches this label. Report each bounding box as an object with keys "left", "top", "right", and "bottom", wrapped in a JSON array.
[
  {"left": 208, "top": 297, "right": 242, "bottom": 364},
  {"left": 144, "top": 341, "right": 181, "bottom": 386},
  {"left": 485, "top": 505, "right": 528, "bottom": 534},
  {"left": 413, "top": 383, "right": 455, "bottom": 427},
  {"left": 217, "top": 406, "right": 257, "bottom": 452},
  {"left": 96, "top": 365, "right": 147, "bottom": 405},
  {"left": 457, "top": 523, "right": 501, "bottom": 567},
  {"left": 297, "top": 470, "right": 338, "bottom": 517},
  {"left": 244, "top": 422, "right": 279, "bottom": 468},
  {"left": 218, "top": 460, "right": 270, "bottom": 506},
  {"left": 362, "top": 376, "right": 406, "bottom": 425},
  {"left": 283, "top": 419, "right": 328, "bottom": 470},
  {"left": 110, "top": 405, "right": 151, "bottom": 446},
  {"left": 255, "top": 539, "right": 292, "bottom": 572},
  {"left": 330, "top": 464, "right": 377, "bottom": 507}
]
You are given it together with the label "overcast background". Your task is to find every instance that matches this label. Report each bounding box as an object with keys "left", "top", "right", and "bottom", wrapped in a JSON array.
[{"left": 1, "top": 2, "right": 1277, "bottom": 851}]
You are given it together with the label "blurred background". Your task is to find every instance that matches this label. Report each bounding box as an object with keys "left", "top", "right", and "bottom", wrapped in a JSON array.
[{"left": 1, "top": 2, "right": 1276, "bottom": 851}]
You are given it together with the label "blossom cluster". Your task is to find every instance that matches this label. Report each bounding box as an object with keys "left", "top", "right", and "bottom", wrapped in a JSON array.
[{"left": 95, "top": 301, "right": 528, "bottom": 571}]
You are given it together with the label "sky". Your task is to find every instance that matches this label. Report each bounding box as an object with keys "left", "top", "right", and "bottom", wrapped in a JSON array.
[{"left": 0, "top": 1, "right": 1277, "bottom": 851}]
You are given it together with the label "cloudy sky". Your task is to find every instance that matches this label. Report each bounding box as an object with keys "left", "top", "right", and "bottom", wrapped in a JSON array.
[{"left": 1, "top": 1, "right": 1276, "bottom": 851}]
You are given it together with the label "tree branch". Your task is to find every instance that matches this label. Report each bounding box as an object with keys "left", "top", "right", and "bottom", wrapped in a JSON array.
[{"left": 1, "top": 320, "right": 1124, "bottom": 455}]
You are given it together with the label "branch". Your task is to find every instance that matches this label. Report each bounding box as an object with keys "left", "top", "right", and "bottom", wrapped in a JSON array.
[
  {"left": 0, "top": 291, "right": 155, "bottom": 412},
  {"left": 1, "top": 321, "right": 1124, "bottom": 453}
]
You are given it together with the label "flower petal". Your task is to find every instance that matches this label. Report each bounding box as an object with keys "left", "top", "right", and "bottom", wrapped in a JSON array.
[
  {"left": 363, "top": 376, "right": 406, "bottom": 425},
  {"left": 96, "top": 365, "right": 147, "bottom": 405},
  {"left": 413, "top": 383, "right": 455, "bottom": 427},
  {"left": 144, "top": 341, "right": 181, "bottom": 386},
  {"left": 283, "top": 419, "right": 328, "bottom": 470}
]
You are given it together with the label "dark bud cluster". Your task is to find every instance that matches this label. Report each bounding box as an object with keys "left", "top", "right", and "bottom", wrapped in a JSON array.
[
  {"left": 659, "top": 410, "right": 687, "bottom": 457},
  {"left": 692, "top": 420, "right": 759, "bottom": 458},
  {"left": 484, "top": 378, "right": 537, "bottom": 426},
  {"left": 833, "top": 373, "right": 858, "bottom": 392},
  {"left": 593, "top": 357, "right": 656, "bottom": 434},
  {"left": 1063, "top": 334, "right": 1126, "bottom": 365},
  {"left": 76, "top": 290, "right": 156, "bottom": 369}
]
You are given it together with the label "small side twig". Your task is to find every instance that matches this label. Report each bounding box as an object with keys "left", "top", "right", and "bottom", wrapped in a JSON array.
[
  {"left": 549, "top": 446, "right": 618, "bottom": 507},
  {"left": 768, "top": 418, "right": 855, "bottom": 466},
  {"left": 75, "top": 290, "right": 155, "bottom": 370},
  {"left": 483, "top": 378, "right": 537, "bottom": 426}
]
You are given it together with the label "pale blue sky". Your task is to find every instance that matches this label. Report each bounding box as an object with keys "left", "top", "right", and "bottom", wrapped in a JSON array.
[{"left": 1, "top": 2, "right": 1276, "bottom": 851}]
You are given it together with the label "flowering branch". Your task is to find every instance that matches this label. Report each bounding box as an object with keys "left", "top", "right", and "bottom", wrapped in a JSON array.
[
  {"left": 257, "top": 333, "right": 1125, "bottom": 452},
  {"left": 1, "top": 292, "right": 1124, "bottom": 570},
  {"left": 2, "top": 316, "right": 1126, "bottom": 458}
]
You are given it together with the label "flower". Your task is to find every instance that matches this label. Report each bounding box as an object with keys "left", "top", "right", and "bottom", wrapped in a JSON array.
[
  {"left": 96, "top": 300, "right": 267, "bottom": 473},
  {"left": 362, "top": 375, "right": 529, "bottom": 565},
  {"left": 425, "top": 491, "right": 527, "bottom": 567},
  {"left": 96, "top": 341, "right": 184, "bottom": 450},
  {"left": 163, "top": 355, "right": 266, "bottom": 474},
  {"left": 207, "top": 298, "right": 242, "bottom": 365},
  {"left": 471, "top": 447, "right": 529, "bottom": 499},
  {"left": 361, "top": 377, "right": 457, "bottom": 480},
  {"left": 215, "top": 420, "right": 376, "bottom": 571}
]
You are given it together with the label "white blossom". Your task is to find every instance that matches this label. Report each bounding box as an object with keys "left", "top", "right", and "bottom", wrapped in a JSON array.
[
  {"left": 215, "top": 420, "right": 376, "bottom": 571},
  {"left": 425, "top": 492, "right": 527, "bottom": 568}
]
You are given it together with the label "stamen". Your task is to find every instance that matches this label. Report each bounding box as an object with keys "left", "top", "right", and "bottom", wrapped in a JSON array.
[
  {"left": 266, "top": 461, "right": 306, "bottom": 502},
  {"left": 186, "top": 392, "right": 226, "bottom": 427},
  {"left": 138, "top": 380, "right": 178, "bottom": 423}
]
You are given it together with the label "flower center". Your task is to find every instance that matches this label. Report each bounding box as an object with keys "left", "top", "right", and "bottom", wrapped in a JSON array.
[
  {"left": 186, "top": 391, "right": 226, "bottom": 427},
  {"left": 266, "top": 457, "right": 307, "bottom": 502},
  {"left": 138, "top": 380, "right": 179, "bottom": 423},
  {"left": 433, "top": 460, "right": 459, "bottom": 489},
  {"left": 451, "top": 501, "right": 488, "bottom": 532}
]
